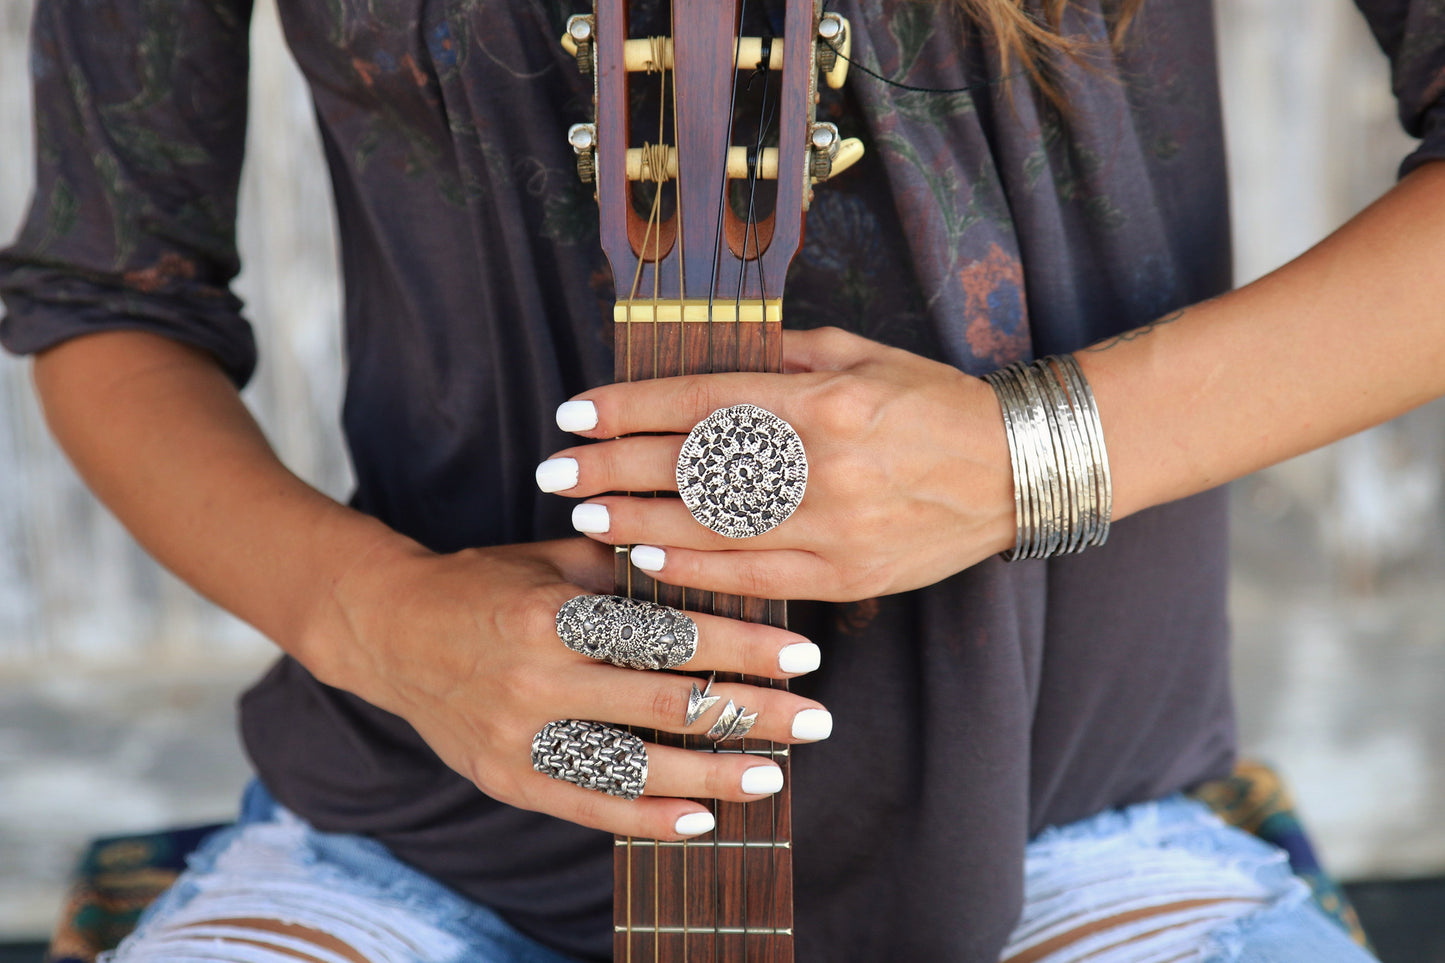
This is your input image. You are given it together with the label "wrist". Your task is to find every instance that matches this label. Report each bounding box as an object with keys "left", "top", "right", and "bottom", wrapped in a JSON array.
[{"left": 291, "top": 511, "right": 436, "bottom": 699}]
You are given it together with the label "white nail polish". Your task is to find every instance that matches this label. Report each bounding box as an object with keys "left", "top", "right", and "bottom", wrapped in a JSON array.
[
  {"left": 740, "top": 766, "right": 784, "bottom": 795},
  {"left": 630, "top": 545, "right": 666, "bottom": 572},
  {"left": 572, "top": 503, "right": 610, "bottom": 534},
  {"left": 674, "top": 811, "right": 716, "bottom": 837},
  {"left": 791, "top": 708, "right": 833, "bottom": 741},
  {"left": 535, "top": 457, "right": 579, "bottom": 493},
  {"left": 778, "top": 642, "right": 821, "bottom": 674},
  {"left": 556, "top": 400, "right": 598, "bottom": 432}
]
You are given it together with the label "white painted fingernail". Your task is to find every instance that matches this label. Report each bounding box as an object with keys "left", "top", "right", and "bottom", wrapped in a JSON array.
[
  {"left": 630, "top": 545, "right": 666, "bottom": 572},
  {"left": 778, "top": 642, "right": 821, "bottom": 674},
  {"left": 556, "top": 400, "right": 598, "bottom": 432},
  {"left": 535, "top": 457, "right": 579, "bottom": 493},
  {"left": 674, "top": 811, "right": 716, "bottom": 837},
  {"left": 791, "top": 708, "right": 833, "bottom": 741},
  {"left": 740, "top": 766, "right": 784, "bottom": 795},
  {"left": 572, "top": 503, "right": 610, "bottom": 534}
]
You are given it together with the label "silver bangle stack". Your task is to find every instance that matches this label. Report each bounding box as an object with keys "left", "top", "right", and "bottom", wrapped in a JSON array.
[{"left": 982, "top": 354, "right": 1112, "bottom": 561}]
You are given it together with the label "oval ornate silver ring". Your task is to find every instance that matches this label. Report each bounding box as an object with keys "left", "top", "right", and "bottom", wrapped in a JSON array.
[
  {"left": 676, "top": 404, "right": 808, "bottom": 539},
  {"left": 555, "top": 594, "right": 697, "bottom": 671}
]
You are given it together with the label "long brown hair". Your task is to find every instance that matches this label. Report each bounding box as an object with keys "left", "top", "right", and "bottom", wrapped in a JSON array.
[{"left": 957, "top": 0, "right": 1146, "bottom": 102}]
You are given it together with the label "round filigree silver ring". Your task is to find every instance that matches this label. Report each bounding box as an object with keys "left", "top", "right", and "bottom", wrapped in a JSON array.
[
  {"left": 556, "top": 595, "right": 697, "bottom": 671},
  {"left": 676, "top": 404, "right": 808, "bottom": 539},
  {"left": 531, "top": 719, "right": 648, "bottom": 799}
]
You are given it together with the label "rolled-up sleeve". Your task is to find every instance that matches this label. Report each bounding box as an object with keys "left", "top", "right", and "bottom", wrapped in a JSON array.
[
  {"left": 1355, "top": 0, "right": 1445, "bottom": 177},
  {"left": 0, "top": 0, "right": 258, "bottom": 386}
]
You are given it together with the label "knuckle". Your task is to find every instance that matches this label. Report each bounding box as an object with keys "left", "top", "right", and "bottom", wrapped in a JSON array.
[
  {"left": 733, "top": 561, "right": 776, "bottom": 600},
  {"left": 816, "top": 325, "right": 854, "bottom": 352},
  {"left": 570, "top": 792, "right": 604, "bottom": 828},
  {"left": 679, "top": 379, "right": 716, "bottom": 423},
  {"left": 650, "top": 683, "right": 686, "bottom": 726},
  {"left": 703, "top": 760, "right": 736, "bottom": 800},
  {"left": 810, "top": 376, "right": 874, "bottom": 434}
]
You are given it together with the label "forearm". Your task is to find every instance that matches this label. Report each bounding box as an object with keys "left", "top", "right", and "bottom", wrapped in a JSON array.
[
  {"left": 1081, "top": 161, "right": 1445, "bottom": 520},
  {"left": 32, "top": 330, "right": 418, "bottom": 684}
]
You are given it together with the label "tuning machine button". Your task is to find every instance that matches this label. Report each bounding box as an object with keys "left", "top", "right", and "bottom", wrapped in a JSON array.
[
  {"left": 561, "top": 14, "right": 596, "bottom": 75},
  {"left": 816, "top": 13, "right": 850, "bottom": 89},
  {"left": 568, "top": 123, "right": 597, "bottom": 184},
  {"left": 808, "top": 122, "right": 839, "bottom": 180},
  {"left": 807, "top": 122, "right": 864, "bottom": 183}
]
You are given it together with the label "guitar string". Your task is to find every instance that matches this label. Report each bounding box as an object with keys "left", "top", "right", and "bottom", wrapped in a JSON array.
[
  {"left": 730, "top": 33, "right": 779, "bottom": 953},
  {"left": 651, "top": 74, "right": 666, "bottom": 963},
  {"left": 621, "top": 49, "right": 672, "bottom": 963},
  {"left": 666, "top": 33, "right": 696, "bottom": 963}
]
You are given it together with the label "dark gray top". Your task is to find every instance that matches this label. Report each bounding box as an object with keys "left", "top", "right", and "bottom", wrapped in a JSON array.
[{"left": 5, "top": 0, "right": 1443, "bottom": 959}]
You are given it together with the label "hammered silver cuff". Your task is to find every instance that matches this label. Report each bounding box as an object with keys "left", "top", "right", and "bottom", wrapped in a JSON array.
[
  {"left": 531, "top": 720, "right": 648, "bottom": 799},
  {"left": 556, "top": 595, "right": 697, "bottom": 670},
  {"left": 677, "top": 404, "right": 808, "bottom": 539}
]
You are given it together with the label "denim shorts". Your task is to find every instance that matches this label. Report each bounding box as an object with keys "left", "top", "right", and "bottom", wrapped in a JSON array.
[{"left": 104, "top": 783, "right": 1376, "bottom": 962}]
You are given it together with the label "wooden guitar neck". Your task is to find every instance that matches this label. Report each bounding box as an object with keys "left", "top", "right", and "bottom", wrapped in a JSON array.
[{"left": 613, "top": 311, "right": 793, "bottom": 961}]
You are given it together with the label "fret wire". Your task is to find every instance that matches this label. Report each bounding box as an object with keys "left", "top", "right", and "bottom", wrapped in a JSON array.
[
  {"left": 617, "top": 926, "right": 794, "bottom": 936},
  {"left": 617, "top": 840, "right": 791, "bottom": 849}
]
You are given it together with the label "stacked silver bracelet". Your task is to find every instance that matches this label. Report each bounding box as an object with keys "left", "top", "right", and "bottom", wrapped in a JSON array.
[{"left": 982, "top": 354, "right": 1112, "bottom": 561}]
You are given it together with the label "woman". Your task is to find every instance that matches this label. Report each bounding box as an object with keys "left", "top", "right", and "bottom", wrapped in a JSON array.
[{"left": 2, "top": 0, "right": 1437, "bottom": 959}]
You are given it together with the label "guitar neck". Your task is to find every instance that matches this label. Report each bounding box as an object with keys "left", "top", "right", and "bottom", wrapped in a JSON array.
[{"left": 613, "top": 307, "right": 794, "bottom": 962}]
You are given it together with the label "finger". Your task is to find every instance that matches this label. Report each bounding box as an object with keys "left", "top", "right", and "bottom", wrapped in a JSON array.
[
  {"left": 642, "top": 742, "right": 788, "bottom": 803},
  {"left": 518, "top": 772, "right": 719, "bottom": 841},
  {"left": 569, "top": 667, "right": 828, "bottom": 744},
  {"left": 571, "top": 495, "right": 805, "bottom": 552},
  {"left": 540, "top": 537, "right": 616, "bottom": 593},
  {"left": 685, "top": 610, "right": 820, "bottom": 678},
  {"left": 780, "top": 325, "right": 880, "bottom": 373},
  {"left": 627, "top": 544, "right": 842, "bottom": 602},
  {"left": 536, "top": 583, "right": 820, "bottom": 679},
  {"left": 558, "top": 371, "right": 799, "bottom": 438},
  {"left": 539, "top": 436, "right": 684, "bottom": 497}
]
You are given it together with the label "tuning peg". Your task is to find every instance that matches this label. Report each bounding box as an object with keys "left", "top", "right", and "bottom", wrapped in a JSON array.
[
  {"left": 807, "top": 123, "right": 864, "bottom": 183},
  {"left": 568, "top": 123, "right": 597, "bottom": 184},
  {"left": 816, "top": 13, "right": 850, "bottom": 89},
  {"left": 560, "top": 14, "right": 595, "bottom": 75}
]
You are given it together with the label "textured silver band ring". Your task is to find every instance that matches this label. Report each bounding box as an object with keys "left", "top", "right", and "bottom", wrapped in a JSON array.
[
  {"left": 676, "top": 404, "right": 808, "bottom": 539},
  {"left": 531, "top": 720, "right": 648, "bottom": 799},
  {"left": 556, "top": 595, "right": 697, "bottom": 670}
]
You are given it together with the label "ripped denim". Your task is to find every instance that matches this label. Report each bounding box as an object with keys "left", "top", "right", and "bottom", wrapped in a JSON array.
[
  {"left": 1000, "top": 795, "right": 1379, "bottom": 963},
  {"left": 103, "top": 784, "right": 1376, "bottom": 962},
  {"left": 100, "top": 781, "right": 581, "bottom": 963}
]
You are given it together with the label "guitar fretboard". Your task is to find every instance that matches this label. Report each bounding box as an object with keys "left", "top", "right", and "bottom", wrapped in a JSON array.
[{"left": 613, "top": 310, "right": 794, "bottom": 963}]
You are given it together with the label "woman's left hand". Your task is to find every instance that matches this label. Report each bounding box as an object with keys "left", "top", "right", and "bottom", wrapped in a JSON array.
[{"left": 537, "top": 326, "right": 1017, "bottom": 602}]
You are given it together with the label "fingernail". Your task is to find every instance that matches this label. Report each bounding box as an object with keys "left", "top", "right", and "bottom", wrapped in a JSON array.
[
  {"left": 630, "top": 545, "right": 665, "bottom": 572},
  {"left": 572, "top": 503, "right": 610, "bottom": 534},
  {"left": 778, "top": 642, "right": 821, "bottom": 674},
  {"left": 556, "top": 400, "right": 598, "bottom": 432},
  {"left": 535, "top": 457, "right": 579, "bottom": 493},
  {"left": 740, "top": 766, "right": 784, "bottom": 795},
  {"left": 674, "top": 811, "right": 716, "bottom": 837},
  {"left": 791, "top": 708, "right": 833, "bottom": 741}
]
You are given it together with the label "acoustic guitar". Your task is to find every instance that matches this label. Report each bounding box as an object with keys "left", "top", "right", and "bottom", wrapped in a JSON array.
[{"left": 560, "top": 2, "right": 862, "bottom": 960}]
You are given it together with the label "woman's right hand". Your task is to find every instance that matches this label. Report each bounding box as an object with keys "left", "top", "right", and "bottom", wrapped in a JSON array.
[{"left": 322, "top": 536, "right": 830, "bottom": 840}]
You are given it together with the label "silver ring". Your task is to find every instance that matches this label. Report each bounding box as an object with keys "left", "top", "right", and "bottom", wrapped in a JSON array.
[
  {"left": 556, "top": 595, "right": 697, "bottom": 670},
  {"left": 707, "top": 700, "right": 758, "bottom": 742},
  {"left": 531, "top": 720, "right": 648, "bottom": 799},
  {"left": 676, "top": 404, "right": 808, "bottom": 539},
  {"left": 685, "top": 674, "right": 721, "bottom": 726}
]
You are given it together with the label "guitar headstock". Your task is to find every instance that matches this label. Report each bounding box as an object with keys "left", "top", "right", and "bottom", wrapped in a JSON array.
[{"left": 561, "top": 1, "right": 862, "bottom": 307}]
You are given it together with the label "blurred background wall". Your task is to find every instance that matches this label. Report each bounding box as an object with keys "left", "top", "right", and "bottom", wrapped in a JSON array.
[{"left": 2, "top": 0, "right": 1443, "bottom": 943}]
